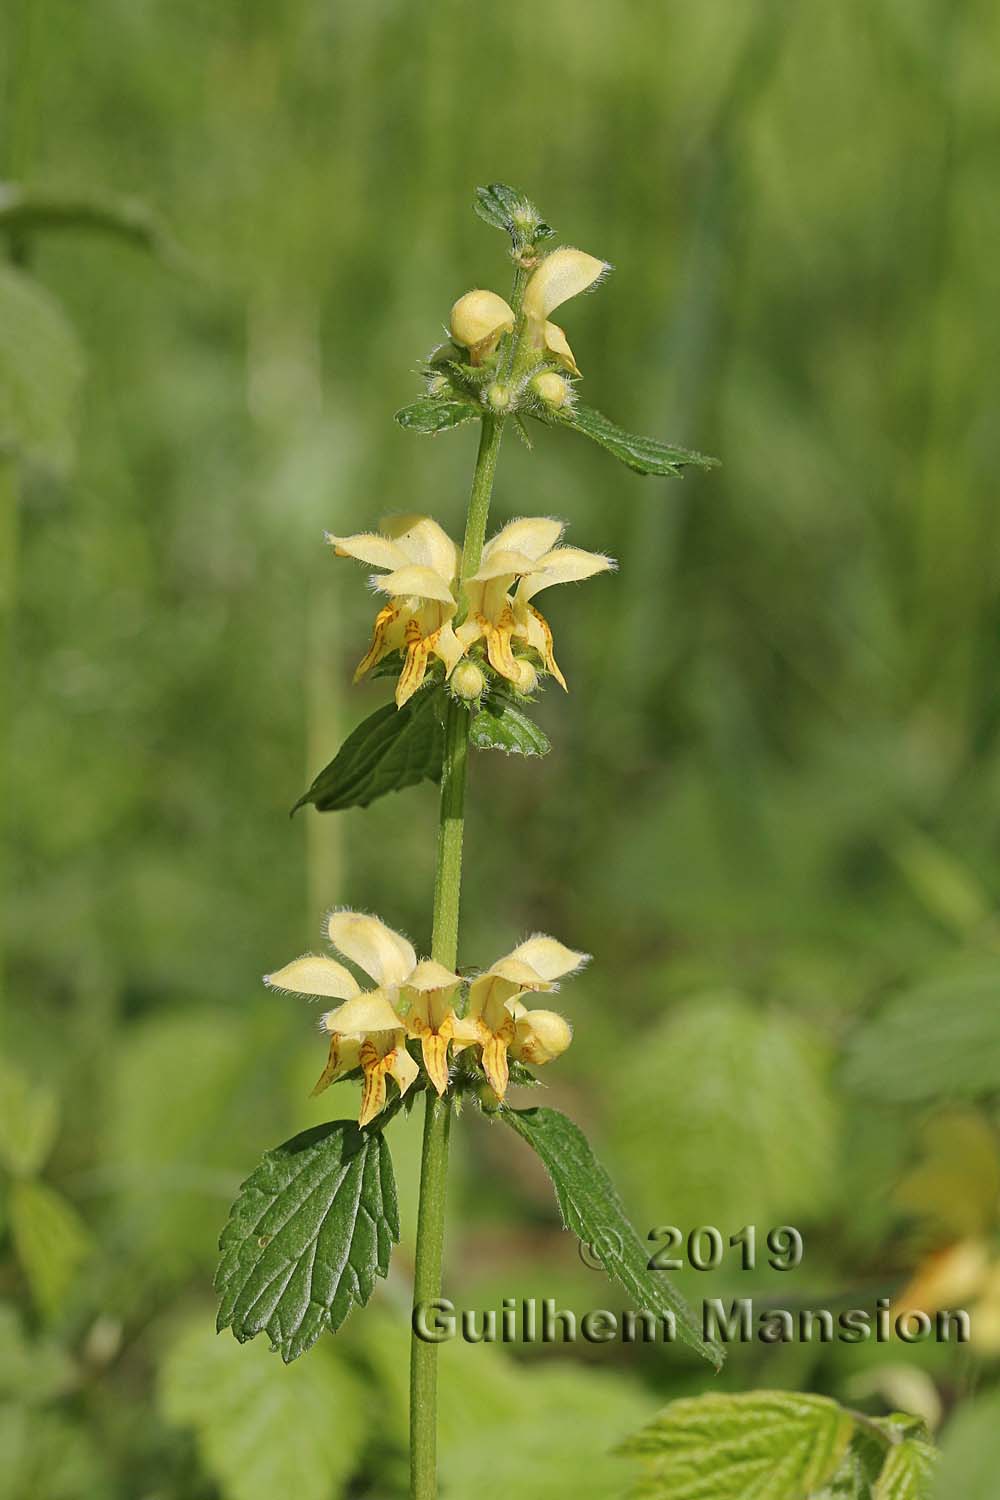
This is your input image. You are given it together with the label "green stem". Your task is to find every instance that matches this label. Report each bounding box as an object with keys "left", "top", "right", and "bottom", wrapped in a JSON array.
[
  {"left": 0, "top": 453, "right": 18, "bottom": 1025},
  {"left": 409, "top": 413, "right": 504, "bottom": 1500}
]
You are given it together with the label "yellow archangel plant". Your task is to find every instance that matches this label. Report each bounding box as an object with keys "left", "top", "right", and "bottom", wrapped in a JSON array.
[{"left": 215, "top": 182, "right": 720, "bottom": 1499}]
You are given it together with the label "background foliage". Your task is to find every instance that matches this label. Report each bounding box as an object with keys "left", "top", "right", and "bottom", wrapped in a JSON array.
[{"left": 3, "top": 0, "right": 999, "bottom": 1495}]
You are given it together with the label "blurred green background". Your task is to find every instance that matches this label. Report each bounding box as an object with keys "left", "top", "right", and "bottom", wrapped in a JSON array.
[{"left": 3, "top": 1, "right": 1000, "bottom": 1496}]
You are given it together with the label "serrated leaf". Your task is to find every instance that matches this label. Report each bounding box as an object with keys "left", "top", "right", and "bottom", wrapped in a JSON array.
[
  {"left": 842, "top": 962, "right": 1000, "bottom": 1103},
  {"left": 394, "top": 395, "right": 480, "bottom": 434},
  {"left": 470, "top": 692, "right": 550, "bottom": 756},
  {"left": 0, "top": 264, "right": 84, "bottom": 473},
  {"left": 818, "top": 1428, "right": 890, "bottom": 1498},
  {"left": 293, "top": 690, "right": 444, "bottom": 813},
  {"left": 552, "top": 401, "right": 718, "bottom": 477},
  {"left": 502, "top": 1106, "right": 721, "bottom": 1369},
  {"left": 473, "top": 182, "right": 550, "bottom": 246},
  {"left": 9, "top": 1179, "right": 93, "bottom": 1320},
  {"left": 160, "top": 1316, "right": 368, "bottom": 1500},
  {"left": 0, "top": 1058, "right": 59, "bottom": 1176},
  {"left": 873, "top": 1439, "right": 936, "bottom": 1500},
  {"left": 621, "top": 1392, "right": 855, "bottom": 1499},
  {"left": 215, "top": 1118, "right": 399, "bottom": 1363}
]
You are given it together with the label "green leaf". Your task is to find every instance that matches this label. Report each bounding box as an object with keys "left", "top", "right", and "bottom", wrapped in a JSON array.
[
  {"left": 0, "top": 1304, "right": 75, "bottom": 1404},
  {"left": 873, "top": 1438, "right": 936, "bottom": 1500},
  {"left": 470, "top": 690, "right": 550, "bottom": 756},
  {"left": 0, "top": 1405, "right": 107, "bottom": 1500},
  {"left": 0, "top": 183, "right": 181, "bottom": 265},
  {"left": 160, "top": 1316, "right": 368, "bottom": 1500},
  {"left": 394, "top": 395, "right": 480, "bottom": 434},
  {"left": 609, "top": 992, "right": 837, "bottom": 1232},
  {"left": 552, "top": 401, "right": 718, "bottom": 477},
  {"left": 0, "top": 1058, "right": 59, "bottom": 1176},
  {"left": 620, "top": 1392, "right": 855, "bottom": 1499},
  {"left": 501, "top": 1106, "right": 722, "bottom": 1369},
  {"left": 842, "top": 961, "right": 1000, "bottom": 1103},
  {"left": 818, "top": 1427, "right": 892, "bottom": 1498},
  {"left": 473, "top": 182, "right": 552, "bottom": 246},
  {"left": 0, "top": 264, "right": 84, "bottom": 473},
  {"left": 9, "top": 1179, "right": 93, "bottom": 1320},
  {"left": 103, "top": 1008, "right": 293, "bottom": 1279},
  {"left": 215, "top": 1118, "right": 399, "bottom": 1363},
  {"left": 293, "top": 690, "right": 444, "bottom": 814},
  {"left": 933, "top": 1386, "right": 1000, "bottom": 1497}
]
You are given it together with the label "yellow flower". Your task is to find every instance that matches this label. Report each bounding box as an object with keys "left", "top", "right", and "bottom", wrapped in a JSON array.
[
  {"left": 452, "top": 934, "right": 586, "bottom": 1099},
  {"left": 330, "top": 513, "right": 612, "bottom": 701},
  {"left": 447, "top": 248, "right": 607, "bottom": 380},
  {"left": 457, "top": 516, "right": 614, "bottom": 690},
  {"left": 401, "top": 959, "right": 463, "bottom": 1097},
  {"left": 326, "top": 515, "right": 464, "bottom": 708},
  {"left": 265, "top": 910, "right": 459, "bottom": 1126},
  {"left": 450, "top": 289, "right": 515, "bottom": 365},
  {"left": 521, "top": 247, "right": 608, "bottom": 377}
]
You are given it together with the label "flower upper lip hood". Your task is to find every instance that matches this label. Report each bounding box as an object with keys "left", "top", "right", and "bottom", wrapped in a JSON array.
[
  {"left": 521, "top": 247, "right": 609, "bottom": 377},
  {"left": 328, "top": 513, "right": 613, "bottom": 704}
]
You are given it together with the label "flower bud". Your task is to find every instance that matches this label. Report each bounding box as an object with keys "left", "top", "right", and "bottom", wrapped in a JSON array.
[
  {"left": 512, "top": 1009, "right": 573, "bottom": 1066},
  {"left": 450, "top": 289, "right": 515, "bottom": 359},
  {"left": 512, "top": 659, "right": 538, "bottom": 694},
  {"left": 427, "top": 374, "right": 451, "bottom": 396},
  {"left": 451, "top": 661, "right": 486, "bottom": 701},
  {"left": 531, "top": 371, "right": 571, "bottom": 408},
  {"left": 477, "top": 1081, "right": 502, "bottom": 1112},
  {"left": 486, "top": 382, "right": 512, "bottom": 411}
]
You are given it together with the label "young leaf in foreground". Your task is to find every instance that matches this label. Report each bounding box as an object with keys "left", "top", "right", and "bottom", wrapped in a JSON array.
[
  {"left": 469, "top": 688, "right": 550, "bottom": 757},
  {"left": 394, "top": 395, "right": 480, "bottom": 435},
  {"left": 215, "top": 1119, "right": 399, "bottom": 1363},
  {"left": 620, "top": 1392, "right": 854, "bottom": 1499},
  {"left": 872, "top": 1436, "right": 936, "bottom": 1500},
  {"left": 293, "top": 689, "right": 443, "bottom": 814},
  {"left": 501, "top": 1106, "right": 722, "bottom": 1369}
]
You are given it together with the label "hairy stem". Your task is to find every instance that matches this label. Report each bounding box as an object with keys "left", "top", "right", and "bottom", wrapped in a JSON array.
[{"left": 409, "top": 413, "right": 504, "bottom": 1499}]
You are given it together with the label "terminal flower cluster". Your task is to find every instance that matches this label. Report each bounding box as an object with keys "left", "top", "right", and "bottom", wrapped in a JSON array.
[
  {"left": 265, "top": 911, "right": 586, "bottom": 1125},
  {"left": 450, "top": 246, "right": 608, "bottom": 381}
]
